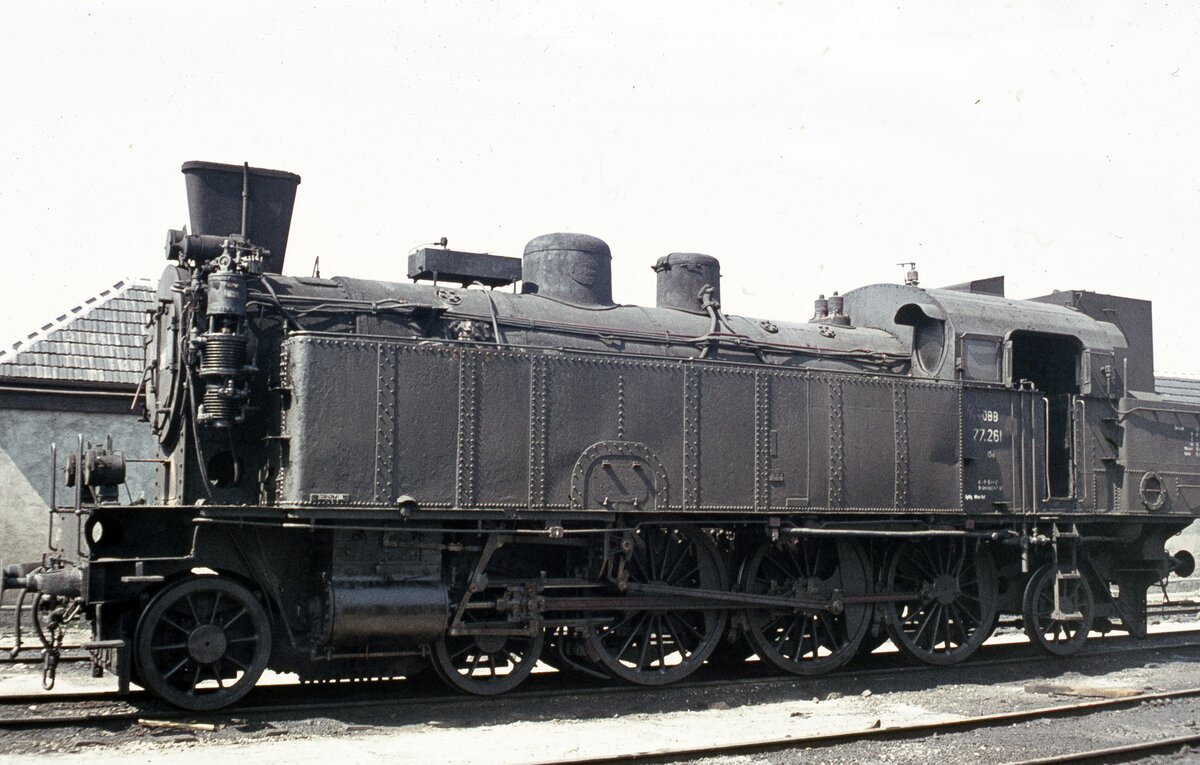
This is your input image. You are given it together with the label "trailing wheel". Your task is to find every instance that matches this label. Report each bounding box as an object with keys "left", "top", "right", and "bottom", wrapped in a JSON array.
[
  {"left": 741, "top": 537, "right": 871, "bottom": 675},
  {"left": 1022, "top": 563, "right": 1094, "bottom": 656},
  {"left": 585, "top": 526, "right": 727, "bottom": 685},
  {"left": 433, "top": 628, "right": 545, "bottom": 695},
  {"left": 134, "top": 576, "right": 272, "bottom": 711},
  {"left": 882, "top": 539, "right": 998, "bottom": 665}
]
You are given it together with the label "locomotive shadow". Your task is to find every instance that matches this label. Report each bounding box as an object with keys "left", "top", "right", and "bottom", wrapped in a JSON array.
[{"left": 235, "top": 635, "right": 1191, "bottom": 732}]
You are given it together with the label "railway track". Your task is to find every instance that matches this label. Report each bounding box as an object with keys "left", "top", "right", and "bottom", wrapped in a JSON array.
[
  {"left": 1008, "top": 735, "right": 1200, "bottom": 765},
  {"left": 3, "top": 626, "right": 1200, "bottom": 734},
  {"left": 0, "top": 645, "right": 96, "bottom": 665},
  {"left": 517, "top": 688, "right": 1200, "bottom": 765}
]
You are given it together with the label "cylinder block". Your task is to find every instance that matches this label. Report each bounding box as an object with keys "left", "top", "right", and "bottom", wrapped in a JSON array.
[{"left": 322, "top": 579, "right": 449, "bottom": 647}]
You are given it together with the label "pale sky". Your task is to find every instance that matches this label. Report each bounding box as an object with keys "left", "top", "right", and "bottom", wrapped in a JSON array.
[{"left": 2, "top": 3, "right": 1198, "bottom": 373}]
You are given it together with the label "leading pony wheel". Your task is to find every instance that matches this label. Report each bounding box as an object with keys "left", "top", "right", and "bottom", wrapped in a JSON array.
[
  {"left": 433, "top": 629, "right": 545, "bottom": 695},
  {"left": 135, "top": 576, "right": 272, "bottom": 711}
]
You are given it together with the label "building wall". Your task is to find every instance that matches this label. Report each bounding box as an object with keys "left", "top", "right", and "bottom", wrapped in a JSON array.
[{"left": 0, "top": 403, "right": 158, "bottom": 564}]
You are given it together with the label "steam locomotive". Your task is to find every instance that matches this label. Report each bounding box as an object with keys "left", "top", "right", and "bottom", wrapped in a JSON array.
[{"left": 2, "top": 161, "right": 1196, "bottom": 710}]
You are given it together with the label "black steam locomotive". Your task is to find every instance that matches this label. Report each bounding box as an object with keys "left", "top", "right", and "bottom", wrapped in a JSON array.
[{"left": 3, "top": 161, "right": 1196, "bottom": 710}]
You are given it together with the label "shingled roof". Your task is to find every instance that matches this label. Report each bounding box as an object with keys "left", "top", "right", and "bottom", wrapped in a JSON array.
[
  {"left": 0, "top": 280, "right": 155, "bottom": 387},
  {"left": 1156, "top": 376, "right": 1200, "bottom": 406}
]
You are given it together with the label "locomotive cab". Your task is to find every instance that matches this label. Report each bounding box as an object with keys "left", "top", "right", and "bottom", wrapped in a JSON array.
[
  {"left": 845, "top": 280, "right": 1128, "bottom": 512},
  {"left": 1007, "top": 330, "right": 1083, "bottom": 499}
]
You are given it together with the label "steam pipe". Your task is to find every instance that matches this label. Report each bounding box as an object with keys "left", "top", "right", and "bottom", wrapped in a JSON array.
[
  {"left": 47, "top": 443, "right": 58, "bottom": 553},
  {"left": 240, "top": 162, "right": 249, "bottom": 239}
]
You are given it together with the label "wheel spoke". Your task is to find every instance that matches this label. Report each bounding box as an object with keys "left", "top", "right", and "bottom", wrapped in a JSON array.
[
  {"left": 185, "top": 594, "right": 202, "bottom": 625},
  {"left": 941, "top": 602, "right": 954, "bottom": 650},
  {"left": 912, "top": 604, "right": 939, "bottom": 650},
  {"left": 786, "top": 616, "right": 802, "bottom": 661},
  {"left": 667, "top": 612, "right": 705, "bottom": 646},
  {"left": 615, "top": 613, "right": 649, "bottom": 661},
  {"left": 962, "top": 598, "right": 983, "bottom": 628},
  {"left": 952, "top": 547, "right": 967, "bottom": 577},
  {"left": 901, "top": 604, "right": 925, "bottom": 629},
  {"left": 908, "top": 553, "right": 938, "bottom": 582},
  {"left": 643, "top": 533, "right": 657, "bottom": 583},
  {"left": 950, "top": 602, "right": 977, "bottom": 639},
  {"left": 223, "top": 607, "right": 249, "bottom": 630},
  {"left": 655, "top": 617, "right": 669, "bottom": 666},
  {"left": 635, "top": 619, "right": 653, "bottom": 670},
  {"left": 773, "top": 613, "right": 799, "bottom": 650},
  {"left": 162, "top": 656, "right": 189, "bottom": 680},
  {"left": 806, "top": 614, "right": 822, "bottom": 659},
  {"left": 938, "top": 543, "right": 953, "bottom": 575},
  {"left": 797, "top": 541, "right": 812, "bottom": 580},
  {"left": 792, "top": 616, "right": 811, "bottom": 660},
  {"left": 657, "top": 536, "right": 678, "bottom": 581},
  {"left": 662, "top": 542, "right": 690, "bottom": 583},
  {"left": 629, "top": 550, "right": 650, "bottom": 582},
  {"left": 817, "top": 613, "right": 841, "bottom": 654},
  {"left": 671, "top": 565, "right": 700, "bottom": 586},
  {"left": 607, "top": 610, "right": 641, "bottom": 636},
  {"left": 226, "top": 635, "right": 259, "bottom": 645},
  {"left": 763, "top": 554, "right": 793, "bottom": 582}
]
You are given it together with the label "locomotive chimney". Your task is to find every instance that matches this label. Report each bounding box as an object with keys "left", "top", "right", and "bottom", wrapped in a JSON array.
[
  {"left": 181, "top": 161, "right": 301, "bottom": 274},
  {"left": 521, "top": 233, "right": 614, "bottom": 306},
  {"left": 652, "top": 253, "right": 721, "bottom": 313}
]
